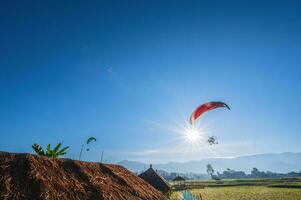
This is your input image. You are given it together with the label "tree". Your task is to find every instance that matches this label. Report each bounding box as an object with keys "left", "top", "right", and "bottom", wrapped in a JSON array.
[
  {"left": 32, "top": 143, "right": 69, "bottom": 158},
  {"left": 251, "top": 167, "right": 260, "bottom": 177},
  {"left": 206, "top": 164, "right": 215, "bottom": 178}
]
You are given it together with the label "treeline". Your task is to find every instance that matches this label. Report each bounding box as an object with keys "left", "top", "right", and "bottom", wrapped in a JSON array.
[
  {"left": 216, "top": 168, "right": 301, "bottom": 179},
  {"left": 157, "top": 170, "right": 210, "bottom": 181},
  {"left": 156, "top": 167, "right": 301, "bottom": 181}
]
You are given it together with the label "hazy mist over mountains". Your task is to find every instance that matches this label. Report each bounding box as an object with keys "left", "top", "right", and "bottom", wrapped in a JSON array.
[{"left": 118, "top": 152, "right": 301, "bottom": 174}]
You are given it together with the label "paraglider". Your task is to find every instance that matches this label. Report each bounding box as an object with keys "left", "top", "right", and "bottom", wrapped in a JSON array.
[
  {"left": 208, "top": 136, "right": 218, "bottom": 145},
  {"left": 189, "top": 101, "right": 230, "bottom": 146},
  {"left": 79, "top": 136, "right": 97, "bottom": 160},
  {"left": 86, "top": 137, "right": 97, "bottom": 151},
  {"left": 190, "top": 101, "right": 230, "bottom": 125}
]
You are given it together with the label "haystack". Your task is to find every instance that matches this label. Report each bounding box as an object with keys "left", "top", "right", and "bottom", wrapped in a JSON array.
[
  {"left": 0, "top": 152, "right": 167, "bottom": 200},
  {"left": 138, "top": 164, "right": 171, "bottom": 196}
]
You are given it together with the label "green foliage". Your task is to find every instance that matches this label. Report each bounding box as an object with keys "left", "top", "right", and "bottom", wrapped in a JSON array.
[
  {"left": 32, "top": 143, "right": 45, "bottom": 156},
  {"left": 32, "top": 143, "right": 69, "bottom": 158}
]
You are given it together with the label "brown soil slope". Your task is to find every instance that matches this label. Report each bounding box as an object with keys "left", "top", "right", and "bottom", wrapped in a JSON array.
[{"left": 0, "top": 152, "right": 167, "bottom": 200}]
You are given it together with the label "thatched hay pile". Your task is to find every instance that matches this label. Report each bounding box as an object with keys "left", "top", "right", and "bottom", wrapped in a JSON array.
[
  {"left": 138, "top": 165, "right": 171, "bottom": 196},
  {"left": 0, "top": 152, "right": 167, "bottom": 200}
]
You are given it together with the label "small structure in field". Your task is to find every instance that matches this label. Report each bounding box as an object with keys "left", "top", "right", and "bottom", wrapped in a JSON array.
[
  {"left": 139, "top": 164, "right": 171, "bottom": 196},
  {"left": 172, "top": 176, "right": 186, "bottom": 188},
  {"left": 172, "top": 176, "right": 186, "bottom": 182}
]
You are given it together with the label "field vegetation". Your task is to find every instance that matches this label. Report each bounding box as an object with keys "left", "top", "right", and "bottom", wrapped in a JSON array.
[
  {"left": 170, "top": 178, "right": 301, "bottom": 200},
  {"left": 170, "top": 178, "right": 301, "bottom": 190},
  {"left": 171, "top": 186, "right": 301, "bottom": 200}
]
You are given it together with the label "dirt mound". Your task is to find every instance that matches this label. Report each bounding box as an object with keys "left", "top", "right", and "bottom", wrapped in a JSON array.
[{"left": 0, "top": 152, "right": 167, "bottom": 200}]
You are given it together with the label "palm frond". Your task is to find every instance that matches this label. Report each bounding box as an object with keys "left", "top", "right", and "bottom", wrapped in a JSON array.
[
  {"left": 53, "top": 143, "right": 62, "bottom": 154},
  {"left": 57, "top": 146, "right": 69, "bottom": 155}
]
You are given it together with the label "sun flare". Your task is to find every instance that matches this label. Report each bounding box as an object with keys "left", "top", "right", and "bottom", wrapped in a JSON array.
[
  {"left": 179, "top": 123, "right": 209, "bottom": 147},
  {"left": 185, "top": 127, "right": 201, "bottom": 142}
]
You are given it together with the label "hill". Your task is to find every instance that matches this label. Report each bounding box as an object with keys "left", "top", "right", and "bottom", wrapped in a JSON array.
[
  {"left": 0, "top": 152, "right": 167, "bottom": 200},
  {"left": 119, "top": 152, "right": 301, "bottom": 174}
]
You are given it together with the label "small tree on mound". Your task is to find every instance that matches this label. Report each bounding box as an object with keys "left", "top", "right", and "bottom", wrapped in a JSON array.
[{"left": 32, "top": 143, "right": 69, "bottom": 158}]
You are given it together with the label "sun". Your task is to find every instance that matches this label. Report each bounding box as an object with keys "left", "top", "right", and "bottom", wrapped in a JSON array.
[
  {"left": 178, "top": 123, "right": 209, "bottom": 147},
  {"left": 185, "top": 127, "right": 201, "bottom": 142},
  {"left": 147, "top": 119, "right": 210, "bottom": 148}
]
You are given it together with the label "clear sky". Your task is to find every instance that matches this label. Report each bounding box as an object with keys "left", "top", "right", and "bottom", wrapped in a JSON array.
[{"left": 1, "top": 0, "right": 301, "bottom": 163}]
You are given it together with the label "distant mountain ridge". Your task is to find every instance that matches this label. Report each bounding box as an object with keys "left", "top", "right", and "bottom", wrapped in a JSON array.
[{"left": 118, "top": 152, "right": 301, "bottom": 174}]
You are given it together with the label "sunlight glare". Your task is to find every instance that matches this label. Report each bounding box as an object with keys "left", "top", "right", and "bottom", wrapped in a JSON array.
[
  {"left": 178, "top": 122, "right": 209, "bottom": 148},
  {"left": 185, "top": 127, "right": 201, "bottom": 142}
]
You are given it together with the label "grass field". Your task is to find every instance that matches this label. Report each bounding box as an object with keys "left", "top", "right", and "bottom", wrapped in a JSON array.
[
  {"left": 170, "top": 178, "right": 301, "bottom": 190},
  {"left": 170, "top": 178, "right": 301, "bottom": 200},
  {"left": 170, "top": 186, "right": 301, "bottom": 200}
]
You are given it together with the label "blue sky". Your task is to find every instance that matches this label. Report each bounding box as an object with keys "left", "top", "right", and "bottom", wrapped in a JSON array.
[{"left": 1, "top": 0, "right": 301, "bottom": 163}]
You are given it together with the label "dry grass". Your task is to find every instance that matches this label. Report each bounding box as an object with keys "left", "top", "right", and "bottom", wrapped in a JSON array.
[
  {"left": 0, "top": 151, "right": 167, "bottom": 200},
  {"left": 171, "top": 186, "right": 301, "bottom": 200}
]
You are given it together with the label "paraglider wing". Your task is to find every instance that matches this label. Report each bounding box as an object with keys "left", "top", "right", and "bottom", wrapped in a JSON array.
[
  {"left": 190, "top": 101, "right": 230, "bottom": 124},
  {"left": 86, "top": 137, "right": 97, "bottom": 144}
]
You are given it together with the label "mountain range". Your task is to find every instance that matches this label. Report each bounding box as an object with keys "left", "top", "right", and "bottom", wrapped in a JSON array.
[{"left": 118, "top": 152, "right": 301, "bottom": 174}]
